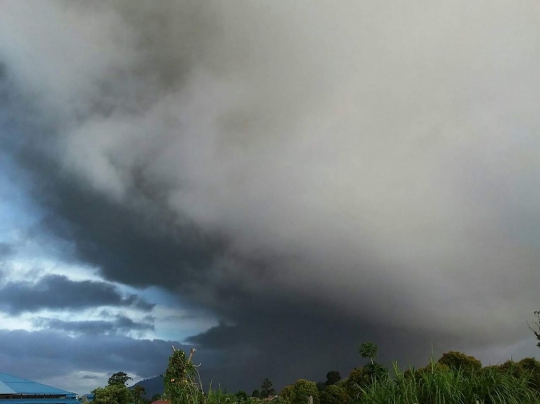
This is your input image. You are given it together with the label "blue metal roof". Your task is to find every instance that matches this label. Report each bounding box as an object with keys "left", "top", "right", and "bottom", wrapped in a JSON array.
[
  {"left": 0, "top": 399, "right": 79, "bottom": 404},
  {"left": 0, "top": 373, "right": 75, "bottom": 396}
]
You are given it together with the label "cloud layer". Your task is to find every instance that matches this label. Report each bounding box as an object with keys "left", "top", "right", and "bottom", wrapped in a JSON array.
[
  {"left": 32, "top": 315, "right": 154, "bottom": 336},
  {"left": 0, "top": 329, "right": 191, "bottom": 393},
  {"left": 0, "top": 274, "right": 154, "bottom": 315},
  {"left": 1, "top": 0, "right": 540, "bottom": 392}
]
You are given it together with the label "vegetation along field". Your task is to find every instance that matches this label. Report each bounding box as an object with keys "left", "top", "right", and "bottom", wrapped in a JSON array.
[{"left": 91, "top": 314, "right": 540, "bottom": 404}]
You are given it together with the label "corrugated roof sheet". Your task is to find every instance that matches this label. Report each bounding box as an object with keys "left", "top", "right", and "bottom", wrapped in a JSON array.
[
  {"left": 0, "top": 399, "right": 78, "bottom": 404},
  {"left": 0, "top": 374, "right": 75, "bottom": 396},
  {"left": 0, "top": 382, "right": 17, "bottom": 395}
]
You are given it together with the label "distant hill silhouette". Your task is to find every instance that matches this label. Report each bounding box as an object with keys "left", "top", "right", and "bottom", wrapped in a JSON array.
[{"left": 131, "top": 376, "right": 164, "bottom": 399}]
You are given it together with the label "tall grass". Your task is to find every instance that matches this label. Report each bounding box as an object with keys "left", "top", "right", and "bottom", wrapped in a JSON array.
[
  {"left": 168, "top": 364, "right": 255, "bottom": 404},
  {"left": 165, "top": 346, "right": 540, "bottom": 404},
  {"left": 357, "top": 360, "right": 540, "bottom": 404}
]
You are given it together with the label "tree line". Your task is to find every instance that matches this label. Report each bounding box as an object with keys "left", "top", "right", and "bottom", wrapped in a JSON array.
[{"left": 90, "top": 314, "right": 540, "bottom": 404}]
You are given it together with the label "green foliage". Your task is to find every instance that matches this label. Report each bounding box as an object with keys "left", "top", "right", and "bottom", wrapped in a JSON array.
[
  {"left": 316, "top": 382, "right": 326, "bottom": 392},
  {"left": 260, "top": 378, "right": 275, "bottom": 398},
  {"left": 164, "top": 348, "right": 203, "bottom": 404},
  {"left": 108, "top": 372, "right": 132, "bottom": 387},
  {"left": 319, "top": 385, "right": 349, "bottom": 404},
  {"left": 529, "top": 311, "right": 540, "bottom": 348},
  {"left": 364, "top": 362, "right": 388, "bottom": 383},
  {"left": 151, "top": 394, "right": 162, "bottom": 402},
  {"left": 251, "top": 390, "right": 260, "bottom": 398},
  {"left": 93, "top": 384, "right": 133, "bottom": 404},
  {"left": 235, "top": 391, "right": 248, "bottom": 403},
  {"left": 280, "top": 380, "right": 319, "bottom": 404},
  {"left": 367, "top": 359, "right": 540, "bottom": 403},
  {"left": 485, "top": 357, "right": 540, "bottom": 394},
  {"left": 518, "top": 357, "right": 540, "bottom": 392},
  {"left": 359, "top": 343, "right": 378, "bottom": 364},
  {"left": 279, "top": 385, "right": 295, "bottom": 403},
  {"left": 132, "top": 385, "right": 146, "bottom": 404},
  {"left": 325, "top": 371, "right": 341, "bottom": 387},
  {"left": 436, "top": 351, "right": 482, "bottom": 375},
  {"left": 203, "top": 387, "right": 237, "bottom": 404},
  {"left": 344, "top": 367, "right": 371, "bottom": 398}
]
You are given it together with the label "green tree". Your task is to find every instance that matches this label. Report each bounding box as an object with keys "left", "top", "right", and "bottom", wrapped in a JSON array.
[
  {"left": 529, "top": 311, "right": 540, "bottom": 347},
  {"left": 319, "top": 385, "right": 349, "bottom": 404},
  {"left": 93, "top": 384, "right": 133, "bottom": 404},
  {"left": 359, "top": 342, "right": 378, "bottom": 365},
  {"left": 315, "top": 382, "right": 326, "bottom": 392},
  {"left": 280, "top": 380, "right": 319, "bottom": 404},
  {"left": 280, "top": 385, "right": 295, "bottom": 403},
  {"left": 437, "top": 351, "right": 482, "bottom": 374},
  {"left": 325, "top": 371, "right": 341, "bottom": 386},
  {"left": 150, "top": 394, "right": 162, "bottom": 402},
  {"left": 251, "top": 390, "right": 260, "bottom": 398},
  {"left": 364, "top": 362, "right": 388, "bottom": 382},
  {"left": 236, "top": 391, "right": 249, "bottom": 403},
  {"left": 260, "top": 378, "right": 275, "bottom": 398},
  {"left": 108, "top": 372, "right": 132, "bottom": 387},
  {"left": 132, "top": 385, "right": 146, "bottom": 404},
  {"left": 344, "top": 367, "right": 371, "bottom": 398}
]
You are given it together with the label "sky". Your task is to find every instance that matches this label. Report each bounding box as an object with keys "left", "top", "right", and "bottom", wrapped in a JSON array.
[{"left": 1, "top": 0, "right": 540, "bottom": 396}]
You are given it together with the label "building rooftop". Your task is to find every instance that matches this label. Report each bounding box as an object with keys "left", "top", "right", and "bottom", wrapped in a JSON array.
[{"left": 0, "top": 373, "right": 75, "bottom": 397}]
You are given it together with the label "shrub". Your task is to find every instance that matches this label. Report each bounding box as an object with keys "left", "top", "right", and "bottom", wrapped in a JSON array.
[
  {"left": 92, "top": 384, "right": 133, "bottom": 404},
  {"left": 325, "top": 371, "right": 341, "bottom": 387},
  {"left": 319, "top": 385, "right": 349, "bottom": 404},
  {"left": 235, "top": 391, "right": 249, "bottom": 403},
  {"left": 344, "top": 367, "right": 371, "bottom": 398},
  {"left": 437, "top": 351, "right": 482, "bottom": 374},
  {"left": 280, "top": 380, "right": 319, "bottom": 404}
]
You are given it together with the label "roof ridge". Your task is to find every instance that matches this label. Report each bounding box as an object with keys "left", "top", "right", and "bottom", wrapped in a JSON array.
[{"left": 0, "top": 372, "right": 75, "bottom": 395}]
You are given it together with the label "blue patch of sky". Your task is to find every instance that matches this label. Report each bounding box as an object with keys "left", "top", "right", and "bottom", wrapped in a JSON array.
[
  {"left": 136, "top": 285, "right": 182, "bottom": 306},
  {"left": 0, "top": 124, "right": 214, "bottom": 342},
  {"left": 0, "top": 149, "right": 39, "bottom": 243}
]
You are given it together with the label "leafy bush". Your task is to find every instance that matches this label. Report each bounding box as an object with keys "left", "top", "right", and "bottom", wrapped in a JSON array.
[
  {"left": 325, "top": 371, "right": 341, "bottom": 387},
  {"left": 92, "top": 384, "right": 133, "bottom": 404},
  {"left": 280, "top": 379, "right": 319, "bottom": 404},
  {"left": 344, "top": 367, "right": 371, "bottom": 398},
  {"left": 319, "top": 385, "right": 349, "bottom": 404},
  {"left": 437, "top": 351, "right": 482, "bottom": 374}
]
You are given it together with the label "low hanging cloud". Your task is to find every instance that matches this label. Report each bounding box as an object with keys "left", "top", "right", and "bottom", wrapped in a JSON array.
[
  {"left": 1, "top": 0, "right": 540, "bottom": 391},
  {"left": 0, "top": 274, "right": 154, "bottom": 315},
  {"left": 32, "top": 315, "right": 155, "bottom": 336},
  {"left": 0, "top": 329, "right": 196, "bottom": 392}
]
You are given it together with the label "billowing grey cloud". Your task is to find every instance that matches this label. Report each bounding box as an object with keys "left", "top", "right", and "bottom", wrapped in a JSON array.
[
  {"left": 0, "top": 0, "right": 539, "bottom": 392},
  {"left": 32, "top": 315, "right": 154, "bottom": 336},
  {"left": 0, "top": 274, "right": 154, "bottom": 314}
]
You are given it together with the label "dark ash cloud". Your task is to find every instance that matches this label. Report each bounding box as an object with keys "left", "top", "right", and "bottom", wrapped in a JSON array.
[
  {"left": 0, "top": 0, "right": 539, "bottom": 393},
  {"left": 0, "top": 274, "right": 154, "bottom": 315}
]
